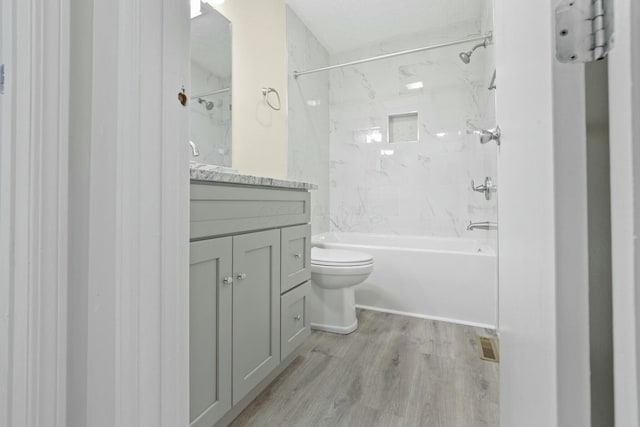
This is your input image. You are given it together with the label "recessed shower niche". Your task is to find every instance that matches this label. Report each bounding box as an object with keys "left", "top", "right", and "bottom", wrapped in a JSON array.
[{"left": 388, "top": 112, "right": 419, "bottom": 143}]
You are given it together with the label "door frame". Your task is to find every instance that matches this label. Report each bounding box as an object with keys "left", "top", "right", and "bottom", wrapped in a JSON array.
[
  {"left": 608, "top": 0, "right": 640, "bottom": 423},
  {"left": 69, "top": 0, "right": 191, "bottom": 425},
  {"left": 1, "top": 0, "right": 192, "bottom": 425},
  {"left": 494, "top": 0, "right": 591, "bottom": 425},
  {"left": 0, "top": 0, "right": 70, "bottom": 425}
]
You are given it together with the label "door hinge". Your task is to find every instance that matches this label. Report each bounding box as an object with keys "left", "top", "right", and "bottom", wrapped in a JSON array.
[{"left": 555, "top": 0, "right": 614, "bottom": 63}]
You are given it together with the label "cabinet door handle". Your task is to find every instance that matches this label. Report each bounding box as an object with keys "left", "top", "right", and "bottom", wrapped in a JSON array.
[
  {"left": 293, "top": 253, "right": 302, "bottom": 259},
  {"left": 236, "top": 273, "right": 247, "bottom": 281},
  {"left": 222, "top": 276, "right": 233, "bottom": 286},
  {"left": 293, "top": 315, "right": 302, "bottom": 321}
]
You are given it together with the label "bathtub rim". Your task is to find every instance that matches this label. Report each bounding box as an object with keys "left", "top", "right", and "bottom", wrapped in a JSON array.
[{"left": 312, "top": 232, "right": 496, "bottom": 257}]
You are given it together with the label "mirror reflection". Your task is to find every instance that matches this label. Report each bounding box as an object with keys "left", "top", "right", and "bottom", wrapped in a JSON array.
[{"left": 190, "top": 5, "right": 232, "bottom": 167}]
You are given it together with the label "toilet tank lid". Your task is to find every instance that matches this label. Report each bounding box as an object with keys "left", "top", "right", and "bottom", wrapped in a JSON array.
[{"left": 311, "top": 247, "right": 373, "bottom": 265}]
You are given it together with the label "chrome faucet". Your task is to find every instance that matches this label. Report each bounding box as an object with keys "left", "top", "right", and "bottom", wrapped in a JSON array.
[
  {"left": 467, "top": 221, "right": 498, "bottom": 231},
  {"left": 471, "top": 176, "right": 497, "bottom": 200},
  {"left": 466, "top": 121, "right": 501, "bottom": 145},
  {"left": 189, "top": 140, "right": 200, "bottom": 157},
  {"left": 478, "top": 126, "right": 501, "bottom": 145}
]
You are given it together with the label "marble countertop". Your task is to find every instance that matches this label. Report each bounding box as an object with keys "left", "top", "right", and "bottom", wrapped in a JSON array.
[{"left": 190, "top": 162, "right": 317, "bottom": 190}]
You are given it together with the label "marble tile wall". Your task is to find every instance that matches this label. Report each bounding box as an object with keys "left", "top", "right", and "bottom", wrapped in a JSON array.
[
  {"left": 328, "top": 20, "right": 498, "bottom": 243},
  {"left": 286, "top": 7, "right": 331, "bottom": 234}
]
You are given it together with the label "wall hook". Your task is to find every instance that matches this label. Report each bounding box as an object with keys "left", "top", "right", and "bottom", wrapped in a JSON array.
[{"left": 261, "top": 87, "right": 281, "bottom": 111}]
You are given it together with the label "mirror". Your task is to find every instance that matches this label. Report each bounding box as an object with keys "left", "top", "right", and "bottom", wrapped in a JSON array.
[{"left": 190, "top": 5, "right": 232, "bottom": 167}]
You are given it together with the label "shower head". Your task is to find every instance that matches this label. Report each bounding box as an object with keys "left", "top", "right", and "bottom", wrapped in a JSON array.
[
  {"left": 198, "top": 97, "right": 215, "bottom": 110},
  {"left": 458, "top": 37, "right": 490, "bottom": 64}
]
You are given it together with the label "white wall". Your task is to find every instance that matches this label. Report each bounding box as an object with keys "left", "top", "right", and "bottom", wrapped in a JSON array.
[
  {"left": 217, "top": 0, "right": 288, "bottom": 178},
  {"left": 328, "top": 27, "right": 497, "bottom": 242},
  {"left": 286, "top": 6, "right": 330, "bottom": 234}
]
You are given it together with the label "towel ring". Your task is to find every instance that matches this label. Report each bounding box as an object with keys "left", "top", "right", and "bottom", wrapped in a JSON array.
[{"left": 261, "top": 87, "right": 281, "bottom": 111}]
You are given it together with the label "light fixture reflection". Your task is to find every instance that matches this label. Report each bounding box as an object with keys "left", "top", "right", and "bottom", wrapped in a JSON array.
[
  {"left": 367, "top": 129, "right": 383, "bottom": 143},
  {"left": 190, "top": 0, "right": 201, "bottom": 17},
  {"left": 405, "top": 81, "right": 424, "bottom": 90}
]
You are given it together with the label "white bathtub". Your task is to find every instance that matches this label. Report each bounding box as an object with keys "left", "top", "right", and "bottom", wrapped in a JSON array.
[{"left": 312, "top": 232, "right": 497, "bottom": 328}]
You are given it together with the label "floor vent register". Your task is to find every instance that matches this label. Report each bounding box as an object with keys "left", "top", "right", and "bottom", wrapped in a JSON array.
[{"left": 477, "top": 336, "right": 499, "bottom": 363}]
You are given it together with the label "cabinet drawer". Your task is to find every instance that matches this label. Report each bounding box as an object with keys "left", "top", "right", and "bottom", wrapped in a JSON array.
[
  {"left": 191, "top": 183, "right": 310, "bottom": 240},
  {"left": 280, "top": 281, "right": 311, "bottom": 360},
  {"left": 280, "top": 224, "right": 311, "bottom": 293}
]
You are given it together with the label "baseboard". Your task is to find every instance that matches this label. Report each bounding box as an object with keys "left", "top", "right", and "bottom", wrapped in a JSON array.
[{"left": 355, "top": 304, "right": 496, "bottom": 330}]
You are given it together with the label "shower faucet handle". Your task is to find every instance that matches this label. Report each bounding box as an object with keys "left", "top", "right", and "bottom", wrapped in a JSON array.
[
  {"left": 478, "top": 126, "right": 501, "bottom": 145},
  {"left": 471, "top": 176, "right": 497, "bottom": 200}
]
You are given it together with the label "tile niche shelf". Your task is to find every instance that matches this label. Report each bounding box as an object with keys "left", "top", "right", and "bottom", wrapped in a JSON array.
[{"left": 388, "top": 112, "right": 419, "bottom": 143}]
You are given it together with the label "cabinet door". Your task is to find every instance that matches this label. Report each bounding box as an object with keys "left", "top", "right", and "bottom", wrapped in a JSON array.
[
  {"left": 190, "top": 238, "right": 232, "bottom": 427},
  {"left": 232, "top": 230, "right": 281, "bottom": 404}
]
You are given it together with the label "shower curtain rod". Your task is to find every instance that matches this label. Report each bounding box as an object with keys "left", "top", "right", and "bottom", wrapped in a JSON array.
[
  {"left": 190, "top": 87, "right": 230, "bottom": 99},
  {"left": 293, "top": 33, "right": 492, "bottom": 79}
]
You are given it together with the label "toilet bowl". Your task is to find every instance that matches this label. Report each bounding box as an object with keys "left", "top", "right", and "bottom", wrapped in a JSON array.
[{"left": 309, "top": 247, "right": 374, "bottom": 334}]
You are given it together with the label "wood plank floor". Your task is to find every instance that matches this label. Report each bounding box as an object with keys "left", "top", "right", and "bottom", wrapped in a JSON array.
[{"left": 231, "top": 309, "right": 499, "bottom": 427}]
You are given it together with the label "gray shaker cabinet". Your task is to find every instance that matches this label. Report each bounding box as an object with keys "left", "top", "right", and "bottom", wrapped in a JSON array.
[
  {"left": 190, "top": 181, "right": 312, "bottom": 426},
  {"left": 190, "top": 237, "right": 233, "bottom": 427},
  {"left": 232, "top": 229, "right": 281, "bottom": 404}
]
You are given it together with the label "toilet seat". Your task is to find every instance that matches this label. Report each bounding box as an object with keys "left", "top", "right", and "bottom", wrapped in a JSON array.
[{"left": 311, "top": 247, "right": 373, "bottom": 267}]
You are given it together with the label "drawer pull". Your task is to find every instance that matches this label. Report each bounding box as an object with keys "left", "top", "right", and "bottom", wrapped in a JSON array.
[
  {"left": 293, "top": 315, "right": 302, "bottom": 321},
  {"left": 222, "top": 276, "right": 233, "bottom": 286},
  {"left": 236, "top": 273, "right": 247, "bottom": 281},
  {"left": 293, "top": 253, "right": 302, "bottom": 259}
]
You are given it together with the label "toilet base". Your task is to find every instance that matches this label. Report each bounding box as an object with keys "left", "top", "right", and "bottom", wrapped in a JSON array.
[
  {"left": 310, "top": 319, "right": 358, "bottom": 334},
  {"left": 309, "top": 282, "right": 359, "bottom": 334}
]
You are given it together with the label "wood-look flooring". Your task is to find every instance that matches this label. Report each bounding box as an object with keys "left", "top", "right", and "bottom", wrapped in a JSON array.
[{"left": 231, "top": 309, "right": 499, "bottom": 427}]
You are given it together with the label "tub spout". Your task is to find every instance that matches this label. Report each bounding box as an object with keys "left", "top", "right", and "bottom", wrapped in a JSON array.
[{"left": 467, "top": 221, "right": 498, "bottom": 231}]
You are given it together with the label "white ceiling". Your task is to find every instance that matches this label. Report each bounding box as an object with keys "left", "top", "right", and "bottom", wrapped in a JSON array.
[{"left": 286, "top": 0, "right": 488, "bottom": 54}]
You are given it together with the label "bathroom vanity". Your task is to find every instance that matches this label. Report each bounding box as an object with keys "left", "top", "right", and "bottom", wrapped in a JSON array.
[{"left": 189, "top": 166, "right": 315, "bottom": 427}]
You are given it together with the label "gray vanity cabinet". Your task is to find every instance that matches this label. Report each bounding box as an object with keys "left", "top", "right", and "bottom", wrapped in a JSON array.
[
  {"left": 190, "top": 181, "right": 312, "bottom": 427},
  {"left": 189, "top": 238, "right": 233, "bottom": 427},
  {"left": 232, "top": 230, "right": 281, "bottom": 405}
]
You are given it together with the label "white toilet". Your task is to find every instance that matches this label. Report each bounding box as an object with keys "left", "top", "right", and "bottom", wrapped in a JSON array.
[{"left": 309, "top": 247, "right": 374, "bottom": 334}]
